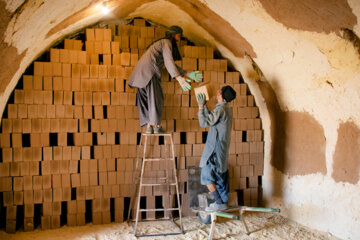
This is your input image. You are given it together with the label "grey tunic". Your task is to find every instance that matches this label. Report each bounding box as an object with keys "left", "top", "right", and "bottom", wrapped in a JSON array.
[
  {"left": 128, "top": 39, "right": 186, "bottom": 126},
  {"left": 198, "top": 102, "right": 233, "bottom": 173}
]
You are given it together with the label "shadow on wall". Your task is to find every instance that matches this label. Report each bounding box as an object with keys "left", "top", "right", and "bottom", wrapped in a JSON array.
[{"left": 256, "top": 78, "right": 327, "bottom": 199}]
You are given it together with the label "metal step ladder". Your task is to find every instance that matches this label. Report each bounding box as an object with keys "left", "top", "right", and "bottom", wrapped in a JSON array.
[{"left": 129, "top": 133, "right": 184, "bottom": 237}]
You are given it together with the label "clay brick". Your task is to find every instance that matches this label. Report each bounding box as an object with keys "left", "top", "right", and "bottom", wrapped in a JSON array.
[{"left": 50, "top": 48, "right": 60, "bottom": 62}]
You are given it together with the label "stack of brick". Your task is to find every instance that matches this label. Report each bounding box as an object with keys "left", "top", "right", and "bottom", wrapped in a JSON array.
[{"left": 0, "top": 18, "right": 263, "bottom": 232}]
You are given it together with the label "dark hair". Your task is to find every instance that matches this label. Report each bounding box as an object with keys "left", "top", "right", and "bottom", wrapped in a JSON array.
[{"left": 221, "top": 85, "right": 237, "bottom": 102}]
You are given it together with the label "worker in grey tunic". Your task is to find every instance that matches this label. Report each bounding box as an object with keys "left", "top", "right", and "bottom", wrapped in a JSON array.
[
  {"left": 128, "top": 25, "right": 203, "bottom": 134},
  {"left": 196, "top": 86, "right": 237, "bottom": 211}
]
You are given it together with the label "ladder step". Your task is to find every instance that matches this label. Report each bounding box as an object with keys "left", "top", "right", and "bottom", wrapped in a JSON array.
[
  {"left": 139, "top": 208, "right": 181, "bottom": 212},
  {"left": 140, "top": 183, "right": 177, "bottom": 186},
  {"left": 142, "top": 177, "right": 169, "bottom": 180},
  {"left": 143, "top": 158, "right": 173, "bottom": 161}
]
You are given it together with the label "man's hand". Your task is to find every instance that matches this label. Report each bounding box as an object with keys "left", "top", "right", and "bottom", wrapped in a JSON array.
[
  {"left": 196, "top": 93, "right": 207, "bottom": 109},
  {"left": 187, "top": 71, "right": 203, "bottom": 82},
  {"left": 176, "top": 76, "right": 191, "bottom": 91}
]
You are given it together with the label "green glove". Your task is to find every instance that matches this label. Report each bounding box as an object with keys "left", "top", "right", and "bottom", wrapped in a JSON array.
[
  {"left": 196, "top": 93, "right": 207, "bottom": 109},
  {"left": 176, "top": 76, "right": 191, "bottom": 91},
  {"left": 187, "top": 71, "right": 203, "bottom": 82}
]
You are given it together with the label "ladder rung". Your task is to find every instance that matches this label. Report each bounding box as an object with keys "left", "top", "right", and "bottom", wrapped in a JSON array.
[
  {"left": 138, "top": 208, "right": 181, "bottom": 212},
  {"left": 142, "top": 177, "right": 169, "bottom": 180},
  {"left": 143, "top": 158, "right": 173, "bottom": 161},
  {"left": 141, "top": 183, "right": 177, "bottom": 186}
]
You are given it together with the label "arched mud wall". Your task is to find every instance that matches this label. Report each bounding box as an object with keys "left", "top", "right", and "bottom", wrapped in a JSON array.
[{"left": 1, "top": 0, "right": 360, "bottom": 239}]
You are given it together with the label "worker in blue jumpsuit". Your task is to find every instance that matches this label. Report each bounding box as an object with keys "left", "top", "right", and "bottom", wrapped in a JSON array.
[{"left": 196, "top": 86, "right": 236, "bottom": 211}]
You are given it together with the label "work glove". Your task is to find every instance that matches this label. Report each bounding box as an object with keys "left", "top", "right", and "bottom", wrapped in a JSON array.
[
  {"left": 187, "top": 71, "right": 203, "bottom": 82},
  {"left": 176, "top": 76, "right": 191, "bottom": 91},
  {"left": 196, "top": 93, "right": 207, "bottom": 109}
]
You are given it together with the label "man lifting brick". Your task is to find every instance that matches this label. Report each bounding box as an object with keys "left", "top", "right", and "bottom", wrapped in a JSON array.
[
  {"left": 196, "top": 86, "right": 236, "bottom": 211},
  {"left": 128, "top": 25, "right": 203, "bottom": 134}
]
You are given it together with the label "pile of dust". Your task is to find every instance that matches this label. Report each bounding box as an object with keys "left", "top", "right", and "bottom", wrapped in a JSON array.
[{"left": 0, "top": 212, "right": 340, "bottom": 240}]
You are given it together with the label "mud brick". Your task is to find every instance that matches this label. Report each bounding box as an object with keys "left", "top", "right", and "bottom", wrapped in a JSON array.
[
  {"left": 69, "top": 160, "right": 78, "bottom": 174},
  {"left": 24, "top": 217, "right": 34, "bottom": 232},
  {"left": 42, "top": 175, "right": 51, "bottom": 189},
  {"left": 52, "top": 76, "right": 62, "bottom": 90},
  {"left": 42, "top": 189, "right": 52, "bottom": 203},
  {"left": 42, "top": 202, "right": 53, "bottom": 216},
  {"left": 241, "top": 165, "right": 254, "bottom": 177},
  {"left": 0, "top": 177, "right": 11, "bottom": 192},
  {"left": 89, "top": 65, "right": 99, "bottom": 78},
  {"left": 51, "top": 160, "right": 60, "bottom": 174},
  {"left": 60, "top": 160, "right": 69, "bottom": 174},
  {"left": 62, "top": 91, "right": 72, "bottom": 105},
  {"left": 76, "top": 186, "right": 86, "bottom": 200},
  {"left": 29, "top": 161, "right": 39, "bottom": 176},
  {"left": 250, "top": 142, "right": 257, "bottom": 153},
  {"left": 80, "top": 172, "right": 89, "bottom": 187},
  {"left": 53, "top": 146, "right": 63, "bottom": 160},
  {"left": 112, "top": 54, "right": 120, "bottom": 65},
  {"left": 24, "top": 91, "right": 34, "bottom": 104},
  {"left": 103, "top": 54, "right": 112, "bottom": 65},
  {"left": 8, "top": 104, "right": 18, "bottom": 119},
  {"left": 32, "top": 147, "right": 42, "bottom": 161},
  {"left": 23, "top": 190, "right": 34, "bottom": 204},
  {"left": 13, "top": 176, "right": 22, "bottom": 190},
  {"left": 37, "top": 104, "right": 47, "bottom": 118},
  {"left": 80, "top": 159, "right": 89, "bottom": 173},
  {"left": 88, "top": 159, "right": 98, "bottom": 173},
  {"left": 34, "top": 62, "right": 44, "bottom": 76},
  {"left": 108, "top": 171, "right": 117, "bottom": 185},
  {"left": 48, "top": 118, "right": 59, "bottom": 132},
  {"left": 70, "top": 174, "right": 80, "bottom": 188},
  {"left": 82, "top": 146, "right": 91, "bottom": 159},
  {"left": 69, "top": 50, "right": 78, "bottom": 63},
  {"left": 42, "top": 147, "right": 52, "bottom": 161},
  {"left": 41, "top": 161, "right": 51, "bottom": 176},
  {"left": 52, "top": 62, "right": 62, "bottom": 77},
  {"left": 108, "top": 67, "right": 116, "bottom": 80},
  {"left": 23, "top": 147, "right": 33, "bottom": 161},
  {"left": 12, "top": 119, "right": 22, "bottom": 133},
  {"left": 254, "top": 119, "right": 261, "bottom": 130},
  {"left": 6, "top": 220, "right": 16, "bottom": 233},
  {"left": 78, "top": 51, "right": 87, "bottom": 64},
  {"left": 107, "top": 106, "right": 116, "bottom": 119},
  {"left": 50, "top": 48, "right": 60, "bottom": 62},
  {"left": 14, "top": 90, "right": 24, "bottom": 104},
  {"left": 14, "top": 191, "right": 24, "bottom": 205},
  {"left": 71, "top": 146, "right": 80, "bottom": 160},
  {"left": 2, "top": 191, "right": 13, "bottom": 206},
  {"left": 111, "top": 41, "right": 120, "bottom": 54},
  {"left": 74, "top": 92, "right": 83, "bottom": 105},
  {"left": 0, "top": 134, "right": 10, "bottom": 148},
  {"left": 85, "top": 41, "right": 94, "bottom": 53},
  {"left": 78, "top": 64, "right": 90, "bottom": 79},
  {"left": 99, "top": 172, "right": 108, "bottom": 185},
  {"left": 73, "top": 106, "right": 83, "bottom": 118},
  {"left": 33, "top": 189, "right": 43, "bottom": 203}
]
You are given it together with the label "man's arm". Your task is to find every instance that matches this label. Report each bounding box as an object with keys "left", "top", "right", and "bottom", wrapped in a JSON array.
[{"left": 198, "top": 106, "right": 223, "bottom": 128}]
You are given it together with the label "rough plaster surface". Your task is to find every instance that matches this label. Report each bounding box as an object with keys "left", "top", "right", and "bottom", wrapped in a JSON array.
[
  {"left": 256, "top": 81, "right": 327, "bottom": 176},
  {"left": 332, "top": 121, "right": 360, "bottom": 184},
  {"left": 196, "top": 1, "right": 360, "bottom": 239},
  {"left": 1, "top": 0, "right": 360, "bottom": 239},
  {"left": 258, "top": 0, "right": 357, "bottom": 34},
  {"left": 0, "top": 1, "right": 26, "bottom": 93}
]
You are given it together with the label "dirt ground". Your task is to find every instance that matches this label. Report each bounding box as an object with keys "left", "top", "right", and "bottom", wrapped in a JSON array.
[{"left": 0, "top": 212, "right": 341, "bottom": 240}]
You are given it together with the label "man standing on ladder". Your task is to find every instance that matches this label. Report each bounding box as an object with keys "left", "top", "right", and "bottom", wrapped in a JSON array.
[
  {"left": 128, "top": 25, "right": 203, "bottom": 134},
  {"left": 196, "top": 86, "right": 237, "bottom": 211}
]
